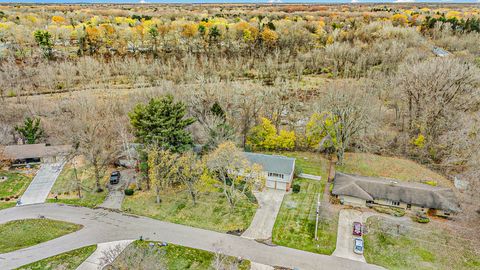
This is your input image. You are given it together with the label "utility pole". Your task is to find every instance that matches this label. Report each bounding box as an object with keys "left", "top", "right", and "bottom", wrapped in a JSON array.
[{"left": 315, "top": 193, "right": 321, "bottom": 241}]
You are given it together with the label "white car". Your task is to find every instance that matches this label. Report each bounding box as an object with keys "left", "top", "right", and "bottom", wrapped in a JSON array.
[{"left": 354, "top": 238, "right": 364, "bottom": 254}]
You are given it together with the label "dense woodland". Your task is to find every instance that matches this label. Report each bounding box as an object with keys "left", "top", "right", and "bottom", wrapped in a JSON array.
[{"left": 0, "top": 4, "right": 479, "bottom": 225}]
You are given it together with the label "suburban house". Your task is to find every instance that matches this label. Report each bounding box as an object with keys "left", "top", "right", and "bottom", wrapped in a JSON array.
[
  {"left": 244, "top": 152, "right": 295, "bottom": 191},
  {"left": 1, "top": 143, "right": 72, "bottom": 166},
  {"left": 332, "top": 172, "right": 460, "bottom": 217}
]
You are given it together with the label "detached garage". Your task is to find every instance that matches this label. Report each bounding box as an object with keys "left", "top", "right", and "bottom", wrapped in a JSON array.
[{"left": 244, "top": 152, "right": 296, "bottom": 191}]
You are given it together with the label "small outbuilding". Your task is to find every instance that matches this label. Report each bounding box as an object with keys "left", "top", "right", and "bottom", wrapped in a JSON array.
[
  {"left": 1, "top": 143, "right": 72, "bottom": 166},
  {"left": 244, "top": 152, "right": 296, "bottom": 191},
  {"left": 332, "top": 172, "right": 460, "bottom": 217}
]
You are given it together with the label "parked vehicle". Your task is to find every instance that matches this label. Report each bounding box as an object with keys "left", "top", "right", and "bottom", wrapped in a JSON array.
[
  {"left": 354, "top": 238, "right": 364, "bottom": 254},
  {"left": 353, "top": 222, "right": 363, "bottom": 236},
  {"left": 109, "top": 171, "right": 121, "bottom": 184}
]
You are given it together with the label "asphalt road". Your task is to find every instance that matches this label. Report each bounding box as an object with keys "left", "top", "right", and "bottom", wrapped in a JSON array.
[{"left": 0, "top": 204, "right": 384, "bottom": 270}]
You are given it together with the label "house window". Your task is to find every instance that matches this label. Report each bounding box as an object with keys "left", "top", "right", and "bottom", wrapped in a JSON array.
[
  {"left": 391, "top": 201, "right": 400, "bottom": 206},
  {"left": 268, "top": 172, "right": 284, "bottom": 179}
]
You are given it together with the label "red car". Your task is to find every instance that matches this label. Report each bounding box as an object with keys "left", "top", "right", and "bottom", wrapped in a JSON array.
[{"left": 353, "top": 222, "right": 362, "bottom": 236}]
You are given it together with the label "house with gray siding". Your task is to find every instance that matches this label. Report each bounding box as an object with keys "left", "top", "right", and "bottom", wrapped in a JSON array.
[{"left": 244, "top": 152, "right": 295, "bottom": 191}]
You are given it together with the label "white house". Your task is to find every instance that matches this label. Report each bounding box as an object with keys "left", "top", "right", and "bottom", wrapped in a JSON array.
[{"left": 244, "top": 152, "right": 295, "bottom": 191}]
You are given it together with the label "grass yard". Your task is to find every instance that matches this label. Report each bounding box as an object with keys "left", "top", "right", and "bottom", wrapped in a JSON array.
[
  {"left": 0, "top": 170, "right": 34, "bottom": 209},
  {"left": 109, "top": 240, "right": 250, "bottom": 270},
  {"left": 17, "top": 245, "right": 96, "bottom": 270},
  {"left": 364, "top": 216, "right": 480, "bottom": 270},
  {"left": 47, "top": 163, "right": 108, "bottom": 208},
  {"left": 337, "top": 153, "right": 452, "bottom": 187},
  {"left": 272, "top": 178, "right": 338, "bottom": 255},
  {"left": 122, "top": 190, "right": 257, "bottom": 233},
  {"left": 0, "top": 219, "right": 82, "bottom": 253}
]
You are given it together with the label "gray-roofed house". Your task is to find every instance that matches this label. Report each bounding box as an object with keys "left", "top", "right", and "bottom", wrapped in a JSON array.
[
  {"left": 244, "top": 152, "right": 296, "bottom": 191},
  {"left": 1, "top": 143, "right": 72, "bottom": 166},
  {"left": 332, "top": 172, "right": 460, "bottom": 217}
]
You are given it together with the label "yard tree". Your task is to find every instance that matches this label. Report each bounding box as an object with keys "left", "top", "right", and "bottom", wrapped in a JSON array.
[
  {"left": 176, "top": 151, "right": 205, "bottom": 205},
  {"left": 205, "top": 141, "right": 265, "bottom": 208},
  {"left": 148, "top": 148, "right": 179, "bottom": 204},
  {"left": 247, "top": 117, "right": 296, "bottom": 151},
  {"left": 129, "top": 95, "right": 196, "bottom": 152},
  {"left": 67, "top": 97, "right": 121, "bottom": 192},
  {"left": 15, "top": 117, "right": 44, "bottom": 144}
]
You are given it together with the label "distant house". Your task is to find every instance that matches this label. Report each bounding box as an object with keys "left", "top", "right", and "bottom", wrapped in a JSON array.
[
  {"left": 244, "top": 152, "right": 295, "bottom": 191},
  {"left": 1, "top": 143, "right": 72, "bottom": 166},
  {"left": 432, "top": 47, "right": 450, "bottom": 57},
  {"left": 332, "top": 172, "right": 460, "bottom": 217}
]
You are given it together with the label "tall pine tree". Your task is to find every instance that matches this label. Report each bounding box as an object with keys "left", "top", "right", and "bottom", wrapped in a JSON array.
[{"left": 129, "top": 95, "right": 196, "bottom": 152}]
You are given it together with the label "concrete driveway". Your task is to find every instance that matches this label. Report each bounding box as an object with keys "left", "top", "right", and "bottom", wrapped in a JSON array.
[
  {"left": 18, "top": 161, "right": 65, "bottom": 206},
  {"left": 332, "top": 209, "right": 367, "bottom": 262},
  {"left": 99, "top": 170, "right": 135, "bottom": 210},
  {"left": 242, "top": 189, "right": 285, "bottom": 240}
]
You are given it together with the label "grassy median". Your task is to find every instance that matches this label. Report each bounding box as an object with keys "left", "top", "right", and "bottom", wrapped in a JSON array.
[
  {"left": 17, "top": 245, "right": 96, "bottom": 270},
  {"left": 0, "top": 219, "right": 82, "bottom": 253}
]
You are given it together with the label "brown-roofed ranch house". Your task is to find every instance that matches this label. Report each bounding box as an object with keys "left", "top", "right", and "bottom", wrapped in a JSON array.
[
  {"left": 1, "top": 143, "right": 72, "bottom": 166},
  {"left": 332, "top": 172, "right": 460, "bottom": 217}
]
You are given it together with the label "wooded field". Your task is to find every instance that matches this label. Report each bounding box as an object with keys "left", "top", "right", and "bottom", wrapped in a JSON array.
[{"left": 0, "top": 3, "right": 479, "bottom": 236}]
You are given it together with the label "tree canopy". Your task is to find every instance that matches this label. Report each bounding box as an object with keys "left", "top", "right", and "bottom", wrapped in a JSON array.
[{"left": 129, "top": 95, "right": 196, "bottom": 152}]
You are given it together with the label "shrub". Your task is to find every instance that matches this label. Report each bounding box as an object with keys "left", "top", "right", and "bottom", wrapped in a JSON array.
[
  {"left": 373, "top": 206, "right": 405, "bottom": 217},
  {"left": 329, "top": 183, "right": 334, "bottom": 194},
  {"left": 413, "top": 213, "right": 430, "bottom": 223},
  {"left": 292, "top": 184, "right": 301, "bottom": 193},
  {"left": 424, "top": 180, "right": 437, "bottom": 186},
  {"left": 294, "top": 165, "right": 303, "bottom": 178},
  {"left": 124, "top": 189, "right": 134, "bottom": 196}
]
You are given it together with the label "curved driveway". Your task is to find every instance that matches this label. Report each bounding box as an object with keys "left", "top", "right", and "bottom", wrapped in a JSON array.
[{"left": 0, "top": 204, "right": 384, "bottom": 270}]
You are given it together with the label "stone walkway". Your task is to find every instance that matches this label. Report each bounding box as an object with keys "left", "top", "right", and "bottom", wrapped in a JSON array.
[
  {"left": 18, "top": 161, "right": 65, "bottom": 206},
  {"left": 76, "top": 240, "right": 133, "bottom": 270}
]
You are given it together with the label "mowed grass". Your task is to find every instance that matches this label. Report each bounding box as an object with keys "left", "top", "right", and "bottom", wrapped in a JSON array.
[
  {"left": 122, "top": 190, "right": 257, "bottom": 233},
  {"left": 0, "top": 219, "right": 82, "bottom": 253},
  {"left": 272, "top": 178, "right": 337, "bottom": 255},
  {"left": 364, "top": 216, "right": 480, "bottom": 270},
  {"left": 17, "top": 245, "right": 96, "bottom": 270},
  {"left": 0, "top": 170, "right": 34, "bottom": 209},
  {"left": 337, "top": 153, "right": 452, "bottom": 187},
  {"left": 111, "top": 241, "right": 250, "bottom": 270},
  {"left": 47, "top": 163, "right": 108, "bottom": 208}
]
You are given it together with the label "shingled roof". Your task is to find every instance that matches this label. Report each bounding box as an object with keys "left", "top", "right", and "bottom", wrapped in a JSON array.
[
  {"left": 2, "top": 144, "right": 72, "bottom": 160},
  {"left": 332, "top": 172, "right": 460, "bottom": 212},
  {"left": 244, "top": 152, "right": 295, "bottom": 176}
]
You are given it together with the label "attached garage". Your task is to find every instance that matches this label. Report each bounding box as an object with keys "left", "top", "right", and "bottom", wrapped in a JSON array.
[{"left": 244, "top": 152, "right": 295, "bottom": 191}]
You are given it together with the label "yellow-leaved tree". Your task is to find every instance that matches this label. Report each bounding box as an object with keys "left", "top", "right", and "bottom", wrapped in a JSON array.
[{"left": 247, "top": 117, "right": 296, "bottom": 151}]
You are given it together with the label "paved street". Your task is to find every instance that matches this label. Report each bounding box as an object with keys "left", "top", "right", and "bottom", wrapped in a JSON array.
[
  {"left": 332, "top": 209, "right": 367, "bottom": 262},
  {"left": 18, "top": 162, "right": 65, "bottom": 206},
  {"left": 0, "top": 204, "right": 384, "bottom": 270},
  {"left": 242, "top": 189, "right": 285, "bottom": 240}
]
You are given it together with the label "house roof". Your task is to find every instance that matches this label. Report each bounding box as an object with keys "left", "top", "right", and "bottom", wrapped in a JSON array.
[
  {"left": 2, "top": 144, "right": 72, "bottom": 160},
  {"left": 332, "top": 172, "right": 460, "bottom": 212},
  {"left": 244, "top": 152, "right": 295, "bottom": 176}
]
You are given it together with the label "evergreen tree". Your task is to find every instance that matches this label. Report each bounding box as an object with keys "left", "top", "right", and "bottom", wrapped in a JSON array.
[
  {"left": 15, "top": 117, "right": 44, "bottom": 144},
  {"left": 129, "top": 95, "right": 196, "bottom": 152}
]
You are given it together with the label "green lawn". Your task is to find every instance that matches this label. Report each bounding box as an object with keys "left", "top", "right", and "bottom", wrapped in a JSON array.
[
  {"left": 272, "top": 178, "right": 338, "bottom": 255},
  {"left": 364, "top": 216, "right": 480, "bottom": 270},
  {"left": 0, "top": 170, "right": 34, "bottom": 209},
  {"left": 48, "top": 163, "right": 108, "bottom": 208},
  {"left": 0, "top": 219, "right": 83, "bottom": 253},
  {"left": 122, "top": 190, "right": 257, "bottom": 233},
  {"left": 17, "top": 245, "right": 96, "bottom": 270},
  {"left": 109, "top": 240, "right": 250, "bottom": 270}
]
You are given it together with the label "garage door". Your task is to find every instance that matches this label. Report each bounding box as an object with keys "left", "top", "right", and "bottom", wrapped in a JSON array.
[{"left": 266, "top": 180, "right": 287, "bottom": 191}]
